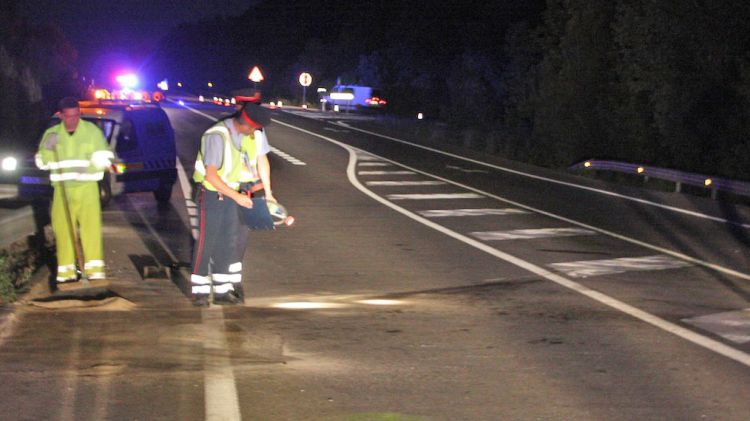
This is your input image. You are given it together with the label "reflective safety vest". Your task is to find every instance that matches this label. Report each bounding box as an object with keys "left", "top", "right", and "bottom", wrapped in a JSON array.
[
  {"left": 238, "top": 130, "right": 263, "bottom": 183},
  {"left": 193, "top": 122, "right": 257, "bottom": 191},
  {"left": 36, "top": 120, "right": 114, "bottom": 186}
]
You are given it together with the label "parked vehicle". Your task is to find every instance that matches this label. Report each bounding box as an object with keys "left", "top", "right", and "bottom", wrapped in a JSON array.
[
  {"left": 3, "top": 100, "right": 177, "bottom": 206},
  {"left": 322, "top": 85, "right": 387, "bottom": 112}
]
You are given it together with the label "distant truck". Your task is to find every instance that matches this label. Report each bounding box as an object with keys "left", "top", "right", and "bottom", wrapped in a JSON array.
[{"left": 322, "top": 85, "right": 387, "bottom": 112}]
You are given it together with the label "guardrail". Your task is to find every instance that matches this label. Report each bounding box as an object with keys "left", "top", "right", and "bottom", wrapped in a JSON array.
[{"left": 569, "top": 159, "right": 750, "bottom": 199}]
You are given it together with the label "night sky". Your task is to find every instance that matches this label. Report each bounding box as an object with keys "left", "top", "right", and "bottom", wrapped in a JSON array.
[{"left": 18, "top": 0, "right": 258, "bottom": 84}]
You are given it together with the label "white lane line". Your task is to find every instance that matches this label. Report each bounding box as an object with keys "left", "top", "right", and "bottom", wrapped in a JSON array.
[
  {"left": 366, "top": 181, "right": 447, "bottom": 186},
  {"left": 549, "top": 255, "right": 693, "bottom": 278},
  {"left": 270, "top": 146, "right": 307, "bottom": 166},
  {"left": 358, "top": 162, "right": 392, "bottom": 167},
  {"left": 358, "top": 170, "right": 416, "bottom": 175},
  {"left": 273, "top": 118, "right": 750, "bottom": 368},
  {"left": 203, "top": 307, "right": 242, "bottom": 421},
  {"left": 471, "top": 228, "right": 597, "bottom": 241},
  {"left": 683, "top": 309, "right": 750, "bottom": 344},
  {"left": 176, "top": 159, "right": 199, "bottom": 240},
  {"left": 328, "top": 120, "right": 750, "bottom": 229},
  {"left": 419, "top": 208, "right": 529, "bottom": 217},
  {"left": 388, "top": 193, "right": 485, "bottom": 200},
  {"left": 169, "top": 99, "right": 220, "bottom": 121},
  {"left": 174, "top": 105, "right": 244, "bottom": 421}
]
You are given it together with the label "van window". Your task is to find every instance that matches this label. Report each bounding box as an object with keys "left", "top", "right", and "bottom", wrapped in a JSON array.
[{"left": 116, "top": 119, "right": 138, "bottom": 153}]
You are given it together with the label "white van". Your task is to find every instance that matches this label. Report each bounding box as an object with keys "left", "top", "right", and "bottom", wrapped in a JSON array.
[{"left": 323, "top": 85, "right": 387, "bottom": 112}]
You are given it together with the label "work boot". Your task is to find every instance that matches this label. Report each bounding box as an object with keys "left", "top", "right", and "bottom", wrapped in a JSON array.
[
  {"left": 233, "top": 284, "right": 246, "bottom": 304},
  {"left": 192, "top": 294, "right": 210, "bottom": 307},
  {"left": 213, "top": 291, "right": 241, "bottom": 305}
]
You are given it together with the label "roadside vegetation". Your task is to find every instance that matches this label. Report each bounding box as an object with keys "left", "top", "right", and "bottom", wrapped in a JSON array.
[{"left": 0, "top": 229, "right": 52, "bottom": 304}]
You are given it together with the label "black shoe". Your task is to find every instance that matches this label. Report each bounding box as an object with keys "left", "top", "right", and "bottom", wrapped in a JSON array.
[
  {"left": 192, "top": 295, "right": 210, "bottom": 307},
  {"left": 233, "top": 284, "right": 246, "bottom": 303},
  {"left": 213, "top": 291, "right": 241, "bottom": 305}
]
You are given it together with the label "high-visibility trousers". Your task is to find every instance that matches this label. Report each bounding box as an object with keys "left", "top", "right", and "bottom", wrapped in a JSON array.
[
  {"left": 51, "top": 182, "right": 105, "bottom": 281},
  {"left": 190, "top": 189, "right": 247, "bottom": 298}
]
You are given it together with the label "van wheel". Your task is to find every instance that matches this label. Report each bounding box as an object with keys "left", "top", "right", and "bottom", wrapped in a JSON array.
[
  {"left": 99, "top": 174, "right": 112, "bottom": 207},
  {"left": 154, "top": 182, "right": 173, "bottom": 203}
]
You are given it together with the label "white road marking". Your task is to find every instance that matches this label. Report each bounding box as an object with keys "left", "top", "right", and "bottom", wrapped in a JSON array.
[
  {"left": 203, "top": 307, "right": 242, "bottom": 421},
  {"left": 175, "top": 103, "right": 245, "bottom": 421},
  {"left": 471, "top": 228, "right": 597, "bottom": 241},
  {"left": 270, "top": 146, "right": 307, "bottom": 166},
  {"left": 683, "top": 309, "right": 750, "bottom": 344},
  {"left": 419, "top": 208, "right": 529, "bottom": 217},
  {"left": 273, "top": 118, "right": 750, "bottom": 368},
  {"left": 325, "top": 118, "right": 750, "bottom": 229},
  {"left": 356, "top": 154, "right": 381, "bottom": 161},
  {"left": 358, "top": 162, "right": 392, "bottom": 167},
  {"left": 176, "top": 159, "right": 199, "bottom": 240},
  {"left": 358, "top": 170, "right": 416, "bottom": 175},
  {"left": 366, "top": 181, "right": 447, "bottom": 186},
  {"left": 446, "top": 164, "right": 489, "bottom": 174},
  {"left": 388, "top": 193, "right": 485, "bottom": 200},
  {"left": 549, "top": 255, "right": 693, "bottom": 278}
]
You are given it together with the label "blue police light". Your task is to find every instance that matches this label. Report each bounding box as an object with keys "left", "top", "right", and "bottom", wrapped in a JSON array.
[{"left": 116, "top": 73, "right": 139, "bottom": 89}]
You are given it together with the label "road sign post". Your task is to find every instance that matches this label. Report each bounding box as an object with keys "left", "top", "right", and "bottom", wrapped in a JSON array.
[
  {"left": 298, "top": 72, "right": 312, "bottom": 107},
  {"left": 248, "top": 66, "right": 264, "bottom": 93}
]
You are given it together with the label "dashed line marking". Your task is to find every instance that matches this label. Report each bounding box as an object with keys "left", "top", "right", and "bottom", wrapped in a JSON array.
[
  {"left": 418, "top": 208, "right": 529, "bottom": 218},
  {"left": 471, "top": 227, "right": 597, "bottom": 241},
  {"left": 270, "top": 146, "right": 306, "bottom": 165},
  {"left": 549, "top": 255, "right": 693, "bottom": 278}
]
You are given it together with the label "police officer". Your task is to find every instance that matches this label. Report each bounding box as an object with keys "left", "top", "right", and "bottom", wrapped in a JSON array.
[
  {"left": 36, "top": 97, "right": 114, "bottom": 285},
  {"left": 191, "top": 99, "right": 272, "bottom": 306}
]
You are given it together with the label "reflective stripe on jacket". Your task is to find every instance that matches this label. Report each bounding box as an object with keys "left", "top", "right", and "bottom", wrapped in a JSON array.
[{"left": 36, "top": 120, "right": 113, "bottom": 185}]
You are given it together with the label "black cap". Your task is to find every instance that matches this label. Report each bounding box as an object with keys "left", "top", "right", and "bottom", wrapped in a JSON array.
[{"left": 239, "top": 102, "right": 271, "bottom": 128}]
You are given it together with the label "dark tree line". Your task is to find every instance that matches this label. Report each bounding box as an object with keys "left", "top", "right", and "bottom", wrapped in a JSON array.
[
  {"left": 500, "top": 0, "right": 750, "bottom": 179},
  {"left": 0, "top": 2, "right": 79, "bottom": 146}
]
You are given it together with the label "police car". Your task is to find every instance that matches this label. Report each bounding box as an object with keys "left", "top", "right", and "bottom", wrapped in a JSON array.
[{"left": 5, "top": 99, "right": 177, "bottom": 206}]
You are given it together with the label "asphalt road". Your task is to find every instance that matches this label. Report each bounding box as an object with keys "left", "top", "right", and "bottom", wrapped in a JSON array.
[{"left": 0, "top": 101, "right": 748, "bottom": 420}]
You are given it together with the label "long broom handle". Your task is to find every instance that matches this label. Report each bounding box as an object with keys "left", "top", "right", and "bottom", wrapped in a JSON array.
[{"left": 52, "top": 146, "right": 88, "bottom": 282}]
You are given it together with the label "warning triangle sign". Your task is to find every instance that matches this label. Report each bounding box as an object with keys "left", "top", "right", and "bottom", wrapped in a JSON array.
[{"left": 248, "top": 66, "right": 264, "bottom": 83}]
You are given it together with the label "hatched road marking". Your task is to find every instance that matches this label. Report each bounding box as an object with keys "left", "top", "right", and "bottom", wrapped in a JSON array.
[
  {"left": 387, "top": 193, "right": 485, "bottom": 200},
  {"left": 358, "top": 170, "right": 416, "bottom": 175},
  {"left": 366, "top": 181, "right": 447, "bottom": 186},
  {"left": 419, "top": 208, "right": 529, "bottom": 217},
  {"left": 358, "top": 162, "right": 392, "bottom": 167},
  {"left": 273, "top": 117, "right": 750, "bottom": 368},
  {"left": 549, "top": 255, "right": 693, "bottom": 278},
  {"left": 471, "top": 228, "right": 597, "bottom": 241},
  {"left": 683, "top": 309, "right": 750, "bottom": 344}
]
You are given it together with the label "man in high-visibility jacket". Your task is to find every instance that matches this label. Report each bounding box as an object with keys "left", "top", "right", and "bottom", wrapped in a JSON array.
[
  {"left": 191, "top": 99, "right": 272, "bottom": 306},
  {"left": 36, "top": 97, "right": 114, "bottom": 285}
]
